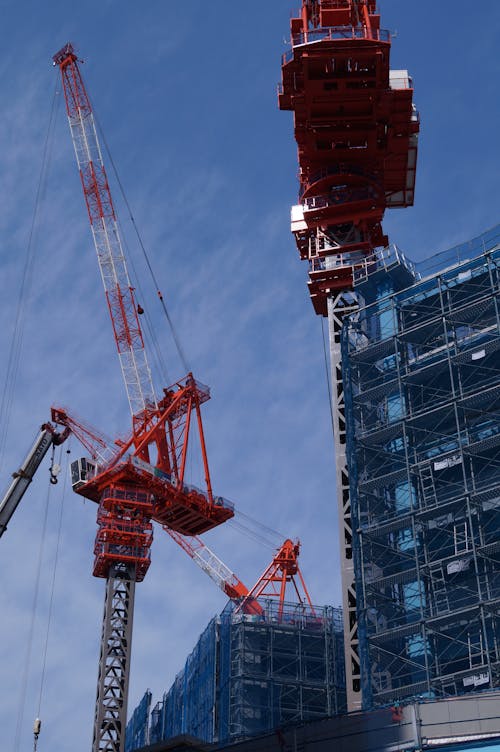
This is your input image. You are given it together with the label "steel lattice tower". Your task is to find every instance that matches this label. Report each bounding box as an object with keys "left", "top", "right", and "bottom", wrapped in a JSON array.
[
  {"left": 279, "top": 1, "right": 419, "bottom": 710},
  {"left": 53, "top": 44, "right": 234, "bottom": 752}
]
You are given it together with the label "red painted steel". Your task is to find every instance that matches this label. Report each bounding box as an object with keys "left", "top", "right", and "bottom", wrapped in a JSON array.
[
  {"left": 53, "top": 44, "right": 234, "bottom": 579},
  {"left": 279, "top": 1, "right": 419, "bottom": 314},
  {"left": 52, "top": 377, "right": 234, "bottom": 577},
  {"left": 164, "top": 532, "right": 315, "bottom": 619},
  {"left": 237, "top": 539, "right": 315, "bottom": 620},
  {"left": 54, "top": 45, "right": 146, "bottom": 366},
  {"left": 93, "top": 486, "right": 154, "bottom": 581}
]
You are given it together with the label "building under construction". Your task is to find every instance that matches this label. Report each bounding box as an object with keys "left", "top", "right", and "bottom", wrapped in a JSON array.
[
  {"left": 125, "top": 3, "right": 500, "bottom": 751},
  {"left": 129, "top": 690, "right": 500, "bottom": 752},
  {"left": 0, "top": 3, "right": 498, "bottom": 752},
  {"left": 343, "top": 226, "right": 500, "bottom": 707},
  {"left": 125, "top": 600, "right": 345, "bottom": 749},
  {"left": 125, "top": 226, "right": 500, "bottom": 752}
]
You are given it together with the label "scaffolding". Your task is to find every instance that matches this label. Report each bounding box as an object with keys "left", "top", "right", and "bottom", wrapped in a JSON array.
[
  {"left": 217, "top": 601, "right": 345, "bottom": 742},
  {"left": 124, "top": 690, "right": 151, "bottom": 752},
  {"left": 342, "top": 225, "right": 500, "bottom": 708},
  {"left": 128, "top": 601, "right": 345, "bottom": 749},
  {"left": 147, "top": 617, "right": 218, "bottom": 746}
]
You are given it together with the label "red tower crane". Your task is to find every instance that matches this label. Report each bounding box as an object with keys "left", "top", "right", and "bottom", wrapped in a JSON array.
[
  {"left": 279, "top": 0, "right": 419, "bottom": 314},
  {"left": 236, "top": 538, "right": 315, "bottom": 620},
  {"left": 52, "top": 43, "right": 234, "bottom": 752},
  {"left": 279, "top": 0, "right": 419, "bottom": 712},
  {"left": 165, "top": 530, "right": 315, "bottom": 619}
]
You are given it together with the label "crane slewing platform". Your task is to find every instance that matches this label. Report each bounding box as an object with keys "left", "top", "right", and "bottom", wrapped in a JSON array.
[{"left": 279, "top": 0, "right": 419, "bottom": 315}]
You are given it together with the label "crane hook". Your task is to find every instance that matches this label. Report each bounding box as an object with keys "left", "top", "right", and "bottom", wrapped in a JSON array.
[
  {"left": 33, "top": 717, "right": 41, "bottom": 751},
  {"left": 50, "top": 463, "right": 61, "bottom": 485},
  {"left": 49, "top": 445, "right": 61, "bottom": 485}
]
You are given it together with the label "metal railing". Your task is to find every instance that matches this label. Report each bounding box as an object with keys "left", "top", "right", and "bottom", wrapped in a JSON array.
[
  {"left": 304, "top": 184, "right": 378, "bottom": 212},
  {"left": 415, "top": 224, "right": 500, "bottom": 281},
  {"left": 283, "top": 25, "right": 390, "bottom": 63}
]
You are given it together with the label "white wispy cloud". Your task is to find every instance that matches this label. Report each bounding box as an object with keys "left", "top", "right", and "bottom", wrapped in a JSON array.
[{"left": 0, "top": 2, "right": 498, "bottom": 750}]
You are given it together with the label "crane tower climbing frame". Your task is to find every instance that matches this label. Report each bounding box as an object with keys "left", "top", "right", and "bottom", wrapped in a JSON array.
[{"left": 279, "top": 0, "right": 419, "bottom": 711}]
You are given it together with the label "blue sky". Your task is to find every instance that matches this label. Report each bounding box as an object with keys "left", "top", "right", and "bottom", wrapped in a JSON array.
[{"left": 0, "top": 2, "right": 498, "bottom": 751}]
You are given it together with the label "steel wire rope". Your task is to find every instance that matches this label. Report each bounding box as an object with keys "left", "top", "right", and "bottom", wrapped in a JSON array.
[
  {"left": 118, "top": 222, "right": 171, "bottom": 386},
  {"left": 35, "top": 441, "right": 71, "bottom": 720},
  {"left": 92, "top": 108, "right": 191, "bottom": 377},
  {"left": 234, "top": 509, "right": 285, "bottom": 543},
  {"left": 0, "top": 82, "right": 60, "bottom": 473},
  {"left": 225, "top": 499, "right": 288, "bottom": 551},
  {"left": 226, "top": 519, "right": 278, "bottom": 550},
  {"left": 227, "top": 508, "right": 285, "bottom": 550},
  {"left": 13, "top": 451, "right": 56, "bottom": 752}
]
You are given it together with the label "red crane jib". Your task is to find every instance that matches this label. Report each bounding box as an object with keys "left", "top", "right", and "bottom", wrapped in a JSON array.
[
  {"left": 237, "top": 539, "right": 316, "bottom": 620},
  {"left": 53, "top": 40, "right": 234, "bottom": 581},
  {"left": 279, "top": 1, "right": 419, "bottom": 315}
]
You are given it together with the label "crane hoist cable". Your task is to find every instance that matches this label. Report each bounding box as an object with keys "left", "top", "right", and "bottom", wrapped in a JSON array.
[
  {"left": 237, "top": 508, "right": 285, "bottom": 542},
  {"left": 227, "top": 509, "right": 285, "bottom": 550},
  {"left": 92, "top": 107, "right": 191, "bottom": 377},
  {"left": 119, "top": 225, "right": 172, "bottom": 386},
  {"left": 0, "top": 81, "right": 60, "bottom": 473},
  {"left": 35, "top": 442, "right": 71, "bottom": 721},
  {"left": 226, "top": 519, "right": 278, "bottom": 550},
  {"left": 13, "top": 446, "right": 57, "bottom": 752}
]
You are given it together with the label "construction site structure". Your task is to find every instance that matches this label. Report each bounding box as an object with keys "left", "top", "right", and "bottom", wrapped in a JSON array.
[
  {"left": 125, "top": 538, "right": 342, "bottom": 749},
  {"left": 52, "top": 43, "right": 234, "bottom": 752},
  {"left": 126, "top": 600, "right": 345, "bottom": 749},
  {"left": 127, "top": 227, "right": 500, "bottom": 752},
  {"left": 164, "top": 533, "right": 314, "bottom": 619},
  {"left": 279, "top": 0, "right": 419, "bottom": 711},
  {"left": 342, "top": 226, "right": 500, "bottom": 707},
  {"left": 128, "top": 689, "right": 500, "bottom": 752}
]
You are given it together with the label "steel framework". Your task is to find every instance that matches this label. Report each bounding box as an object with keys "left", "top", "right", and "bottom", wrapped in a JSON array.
[
  {"left": 131, "top": 600, "right": 345, "bottom": 747},
  {"left": 279, "top": 0, "right": 419, "bottom": 711},
  {"left": 94, "top": 564, "right": 136, "bottom": 752},
  {"left": 342, "top": 227, "right": 500, "bottom": 707},
  {"left": 52, "top": 43, "right": 234, "bottom": 752}
]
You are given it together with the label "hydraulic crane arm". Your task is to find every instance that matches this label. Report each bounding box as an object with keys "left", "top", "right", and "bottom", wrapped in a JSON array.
[{"left": 0, "top": 423, "right": 70, "bottom": 538}]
